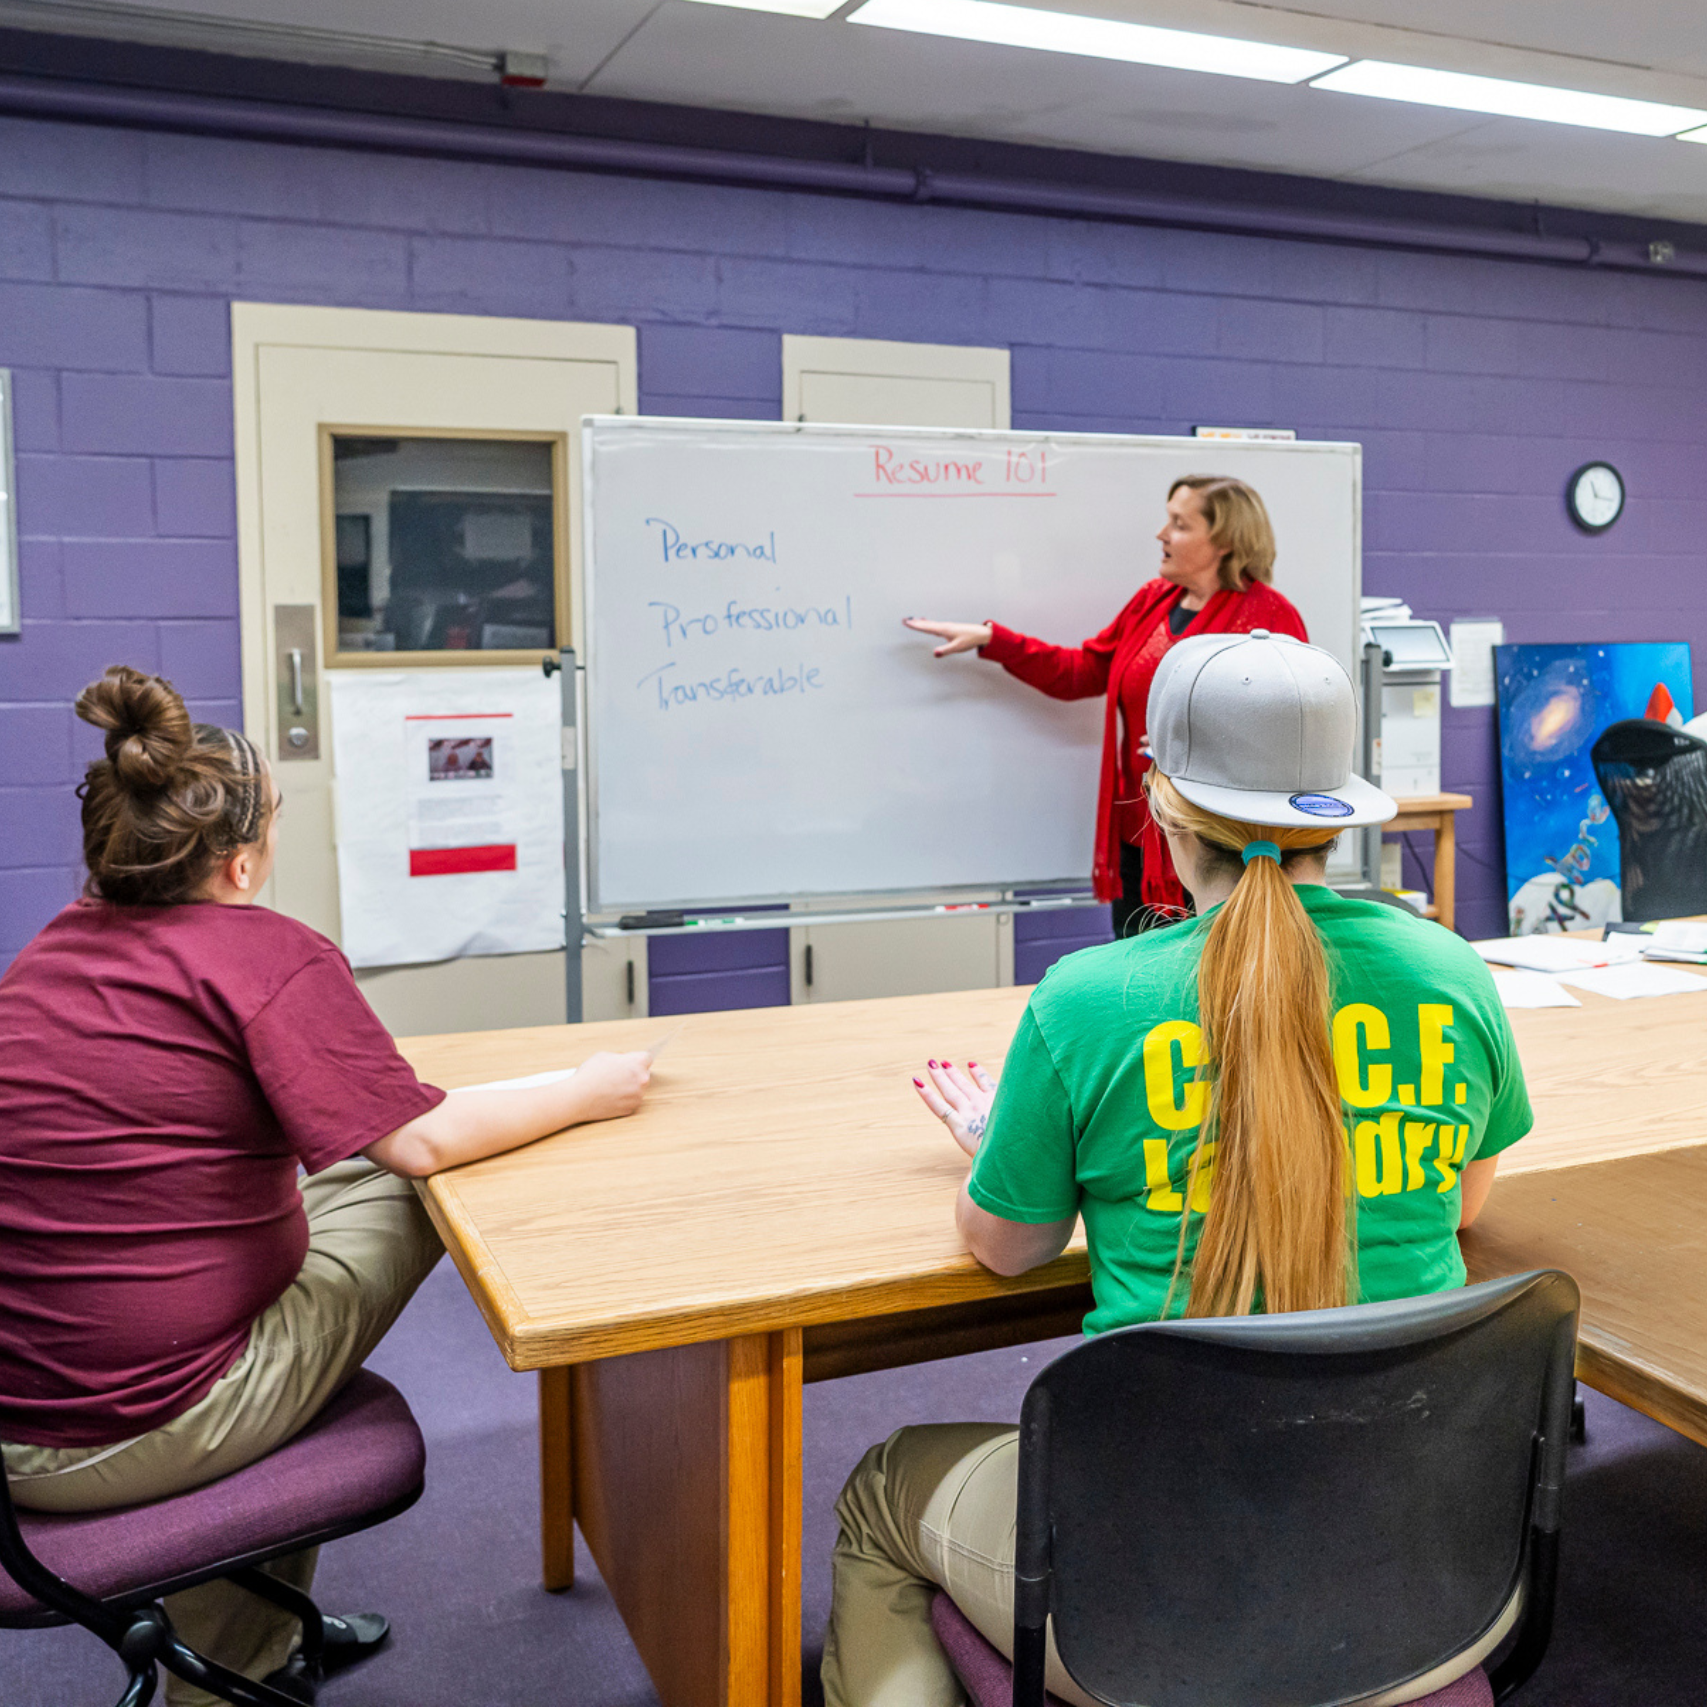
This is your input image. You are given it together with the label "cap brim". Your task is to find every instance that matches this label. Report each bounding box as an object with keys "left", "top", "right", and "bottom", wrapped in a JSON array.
[{"left": 1170, "top": 769, "right": 1397, "bottom": 829}]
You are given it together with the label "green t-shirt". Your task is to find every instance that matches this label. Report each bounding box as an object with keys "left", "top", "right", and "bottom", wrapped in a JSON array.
[{"left": 968, "top": 887, "right": 1532, "bottom": 1334}]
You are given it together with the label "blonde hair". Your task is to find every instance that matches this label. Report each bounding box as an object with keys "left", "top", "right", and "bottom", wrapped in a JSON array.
[
  {"left": 1145, "top": 771, "right": 1350, "bottom": 1317},
  {"left": 1168, "top": 475, "right": 1276, "bottom": 592}
]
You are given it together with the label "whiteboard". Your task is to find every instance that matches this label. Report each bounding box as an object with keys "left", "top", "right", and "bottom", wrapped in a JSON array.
[{"left": 583, "top": 418, "right": 1360, "bottom": 915}]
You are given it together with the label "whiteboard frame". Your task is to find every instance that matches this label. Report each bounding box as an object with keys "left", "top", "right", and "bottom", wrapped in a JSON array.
[{"left": 580, "top": 416, "right": 1362, "bottom": 922}]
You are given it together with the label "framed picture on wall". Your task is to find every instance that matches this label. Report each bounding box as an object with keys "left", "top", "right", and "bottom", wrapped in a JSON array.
[
  {"left": 0, "top": 369, "right": 17, "bottom": 634},
  {"left": 1496, "top": 640, "right": 1697, "bottom": 934}
]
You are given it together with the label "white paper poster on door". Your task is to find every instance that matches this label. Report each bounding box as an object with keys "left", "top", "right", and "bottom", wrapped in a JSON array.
[{"left": 329, "top": 667, "right": 563, "bottom": 969}]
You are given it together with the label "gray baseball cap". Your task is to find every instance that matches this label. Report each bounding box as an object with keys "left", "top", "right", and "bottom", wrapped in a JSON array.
[{"left": 1147, "top": 630, "right": 1397, "bottom": 829}]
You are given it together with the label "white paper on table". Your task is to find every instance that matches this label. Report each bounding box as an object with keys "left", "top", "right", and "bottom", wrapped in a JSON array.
[
  {"left": 330, "top": 667, "right": 564, "bottom": 969},
  {"left": 1642, "top": 921, "right": 1707, "bottom": 960},
  {"left": 1472, "top": 935, "right": 1642, "bottom": 973},
  {"left": 1486, "top": 968, "right": 1581, "bottom": 1010},
  {"left": 1554, "top": 963, "right": 1707, "bottom": 1000},
  {"left": 449, "top": 1068, "right": 578, "bottom": 1094}
]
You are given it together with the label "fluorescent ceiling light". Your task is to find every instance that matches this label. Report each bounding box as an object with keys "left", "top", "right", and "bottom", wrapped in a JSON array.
[
  {"left": 847, "top": 0, "right": 1345, "bottom": 84},
  {"left": 681, "top": 0, "right": 845, "bottom": 17},
  {"left": 1312, "top": 60, "right": 1707, "bottom": 137}
]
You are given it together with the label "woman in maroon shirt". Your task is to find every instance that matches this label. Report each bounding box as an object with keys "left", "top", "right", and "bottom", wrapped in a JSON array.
[
  {"left": 906, "top": 475, "right": 1308, "bottom": 937},
  {"left": 0, "top": 667, "right": 652, "bottom": 1705}
]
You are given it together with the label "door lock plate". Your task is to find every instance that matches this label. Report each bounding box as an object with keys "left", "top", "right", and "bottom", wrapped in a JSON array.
[{"left": 273, "top": 605, "right": 320, "bottom": 761}]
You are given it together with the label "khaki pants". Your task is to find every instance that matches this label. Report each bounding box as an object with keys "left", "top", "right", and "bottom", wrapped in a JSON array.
[
  {"left": 823, "top": 1423, "right": 1508, "bottom": 1707},
  {"left": 3, "top": 1159, "right": 443, "bottom": 1707},
  {"left": 822, "top": 1424, "right": 1099, "bottom": 1707}
]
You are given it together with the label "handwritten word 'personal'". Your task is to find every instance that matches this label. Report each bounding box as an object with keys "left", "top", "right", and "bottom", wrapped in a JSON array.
[
  {"left": 638, "top": 660, "right": 825, "bottom": 710},
  {"left": 649, "top": 597, "right": 853, "bottom": 647},
  {"left": 645, "top": 519, "right": 777, "bottom": 564}
]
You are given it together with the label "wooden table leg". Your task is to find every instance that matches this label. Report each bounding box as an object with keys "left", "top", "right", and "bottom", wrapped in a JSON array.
[
  {"left": 570, "top": 1330, "right": 804, "bottom": 1707},
  {"left": 539, "top": 1365, "right": 575, "bottom": 1591},
  {"left": 1432, "top": 810, "right": 1456, "bottom": 932}
]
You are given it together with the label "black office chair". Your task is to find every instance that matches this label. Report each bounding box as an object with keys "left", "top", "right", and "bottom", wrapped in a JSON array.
[
  {"left": 1007, "top": 1270, "right": 1579, "bottom": 1707},
  {"left": 1591, "top": 718, "right": 1707, "bottom": 921}
]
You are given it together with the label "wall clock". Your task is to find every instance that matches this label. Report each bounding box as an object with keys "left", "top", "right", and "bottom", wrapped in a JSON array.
[{"left": 1567, "top": 461, "right": 1624, "bottom": 533}]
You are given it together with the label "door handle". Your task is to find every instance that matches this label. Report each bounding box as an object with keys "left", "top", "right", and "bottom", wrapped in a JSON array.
[{"left": 289, "top": 648, "right": 303, "bottom": 715}]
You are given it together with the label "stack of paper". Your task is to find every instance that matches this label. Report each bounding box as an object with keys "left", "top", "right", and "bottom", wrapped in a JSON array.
[
  {"left": 1641, "top": 921, "right": 1707, "bottom": 964},
  {"left": 1472, "top": 935, "right": 1642, "bottom": 974},
  {"left": 1555, "top": 964, "right": 1707, "bottom": 1001}
]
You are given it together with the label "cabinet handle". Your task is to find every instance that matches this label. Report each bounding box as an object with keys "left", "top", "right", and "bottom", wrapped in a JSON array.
[{"left": 805, "top": 944, "right": 814, "bottom": 989}]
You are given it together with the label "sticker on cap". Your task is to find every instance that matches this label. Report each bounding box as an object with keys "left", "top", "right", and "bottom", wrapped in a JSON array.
[{"left": 1289, "top": 792, "right": 1354, "bottom": 818}]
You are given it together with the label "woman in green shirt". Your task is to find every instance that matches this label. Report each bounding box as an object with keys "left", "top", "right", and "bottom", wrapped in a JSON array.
[{"left": 821, "top": 630, "right": 1532, "bottom": 1707}]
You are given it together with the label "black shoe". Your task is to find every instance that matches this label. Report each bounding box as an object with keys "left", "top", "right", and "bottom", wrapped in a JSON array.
[{"left": 260, "top": 1613, "right": 390, "bottom": 1702}]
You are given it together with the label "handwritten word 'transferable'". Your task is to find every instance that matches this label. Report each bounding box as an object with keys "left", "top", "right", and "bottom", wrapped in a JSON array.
[
  {"left": 637, "top": 660, "right": 825, "bottom": 710},
  {"left": 645, "top": 519, "right": 778, "bottom": 564},
  {"left": 648, "top": 597, "right": 853, "bottom": 647}
]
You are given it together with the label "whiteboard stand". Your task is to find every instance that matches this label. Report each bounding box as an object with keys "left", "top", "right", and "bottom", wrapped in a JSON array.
[{"left": 545, "top": 649, "right": 584, "bottom": 1024}]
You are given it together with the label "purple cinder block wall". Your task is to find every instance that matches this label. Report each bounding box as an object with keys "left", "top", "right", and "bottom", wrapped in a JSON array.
[{"left": 4, "top": 109, "right": 1707, "bottom": 968}]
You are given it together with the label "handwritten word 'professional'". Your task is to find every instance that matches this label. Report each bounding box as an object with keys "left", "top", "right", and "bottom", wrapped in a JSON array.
[
  {"left": 638, "top": 660, "right": 825, "bottom": 710},
  {"left": 649, "top": 597, "right": 853, "bottom": 648},
  {"left": 866, "top": 445, "right": 1050, "bottom": 491},
  {"left": 645, "top": 519, "right": 778, "bottom": 564}
]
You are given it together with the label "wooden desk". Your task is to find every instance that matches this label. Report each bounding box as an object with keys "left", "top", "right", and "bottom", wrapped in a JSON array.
[
  {"left": 404, "top": 988, "right": 1078, "bottom": 1707},
  {"left": 400, "top": 967, "right": 1707, "bottom": 1707},
  {"left": 1388, "top": 791, "right": 1473, "bottom": 930}
]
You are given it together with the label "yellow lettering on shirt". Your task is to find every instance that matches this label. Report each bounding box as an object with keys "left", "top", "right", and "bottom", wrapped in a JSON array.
[
  {"left": 1397, "top": 1084, "right": 1417, "bottom": 1105},
  {"left": 1454, "top": 1083, "right": 1468, "bottom": 1106},
  {"left": 1419, "top": 1004, "right": 1455, "bottom": 1106},
  {"left": 1404, "top": 1122, "right": 1434, "bottom": 1190},
  {"left": 1186, "top": 1141, "right": 1217, "bottom": 1214},
  {"left": 1142, "top": 1138, "right": 1184, "bottom": 1211},
  {"left": 1436, "top": 1124, "right": 1471, "bottom": 1192},
  {"left": 1355, "top": 1112, "right": 1404, "bottom": 1197},
  {"left": 1333, "top": 1004, "right": 1392, "bottom": 1108},
  {"left": 1143, "top": 1021, "right": 1208, "bottom": 1131}
]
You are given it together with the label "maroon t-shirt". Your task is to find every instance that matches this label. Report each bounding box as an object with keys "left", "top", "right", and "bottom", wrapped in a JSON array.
[{"left": 0, "top": 900, "right": 444, "bottom": 1449}]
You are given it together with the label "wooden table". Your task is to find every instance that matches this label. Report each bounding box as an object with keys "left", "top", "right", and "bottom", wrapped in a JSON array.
[
  {"left": 1388, "top": 791, "right": 1473, "bottom": 929},
  {"left": 400, "top": 966, "right": 1707, "bottom": 1707}
]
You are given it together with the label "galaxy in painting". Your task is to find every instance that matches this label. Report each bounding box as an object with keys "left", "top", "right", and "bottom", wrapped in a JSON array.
[{"left": 1496, "top": 641, "right": 1695, "bottom": 934}]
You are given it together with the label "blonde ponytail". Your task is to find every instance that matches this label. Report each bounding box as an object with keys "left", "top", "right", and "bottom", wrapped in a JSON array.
[{"left": 1146, "top": 773, "right": 1351, "bottom": 1317}]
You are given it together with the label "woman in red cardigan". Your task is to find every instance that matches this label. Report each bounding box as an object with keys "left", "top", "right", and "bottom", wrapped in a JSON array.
[{"left": 906, "top": 475, "right": 1307, "bottom": 937}]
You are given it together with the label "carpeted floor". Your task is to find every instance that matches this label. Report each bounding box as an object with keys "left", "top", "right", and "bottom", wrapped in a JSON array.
[{"left": 7, "top": 1259, "right": 1707, "bottom": 1705}]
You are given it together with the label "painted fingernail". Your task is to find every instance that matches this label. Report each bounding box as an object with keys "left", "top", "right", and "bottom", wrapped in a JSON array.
[
  {"left": 927, "top": 1059, "right": 938, "bottom": 1068},
  {"left": 912, "top": 1077, "right": 924, "bottom": 1087}
]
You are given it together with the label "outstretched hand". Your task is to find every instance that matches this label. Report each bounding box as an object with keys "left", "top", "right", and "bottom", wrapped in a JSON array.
[
  {"left": 912, "top": 1058, "right": 998, "bottom": 1158},
  {"left": 903, "top": 617, "right": 994, "bottom": 657}
]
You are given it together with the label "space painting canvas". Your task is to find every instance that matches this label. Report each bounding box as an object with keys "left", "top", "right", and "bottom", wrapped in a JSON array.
[{"left": 1496, "top": 641, "right": 1695, "bottom": 935}]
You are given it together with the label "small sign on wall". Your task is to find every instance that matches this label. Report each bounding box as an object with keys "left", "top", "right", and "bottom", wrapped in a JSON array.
[
  {"left": 1449, "top": 619, "right": 1505, "bottom": 707},
  {"left": 0, "top": 370, "right": 18, "bottom": 635},
  {"left": 329, "top": 667, "right": 564, "bottom": 968}
]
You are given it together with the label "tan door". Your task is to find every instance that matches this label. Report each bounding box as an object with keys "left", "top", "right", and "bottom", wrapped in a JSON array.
[
  {"left": 779, "top": 336, "right": 1020, "bottom": 1004},
  {"left": 234, "top": 306, "right": 637, "bottom": 1034}
]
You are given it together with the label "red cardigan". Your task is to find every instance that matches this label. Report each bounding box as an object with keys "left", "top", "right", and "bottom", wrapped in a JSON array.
[{"left": 981, "top": 578, "right": 1309, "bottom": 910}]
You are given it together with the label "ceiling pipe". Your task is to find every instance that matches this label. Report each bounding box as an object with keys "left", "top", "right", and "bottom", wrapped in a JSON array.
[{"left": 2, "top": 70, "right": 1704, "bottom": 278}]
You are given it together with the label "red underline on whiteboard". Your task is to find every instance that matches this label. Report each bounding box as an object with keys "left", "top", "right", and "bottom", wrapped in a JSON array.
[
  {"left": 403, "top": 712, "right": 515, "bottom": 721},
  {"left": 410, "top": 844, "right": 517, "bottom": 877},
  {"left": 851, "top": 491, "right": 1057, "bottom": 498}
]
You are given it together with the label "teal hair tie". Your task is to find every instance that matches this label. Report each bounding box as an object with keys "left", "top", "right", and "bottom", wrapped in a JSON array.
[{"left": 1241, "top": 840, "right": 1281, "bottom": 865}]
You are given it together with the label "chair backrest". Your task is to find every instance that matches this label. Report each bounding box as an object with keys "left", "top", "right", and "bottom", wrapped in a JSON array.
[
  {"left": 1591, "top": 719, "right": 1707, "bottom": 920},
  {"left": 1013, "top": 1270, "right": 1579, "bottom": 1707}
]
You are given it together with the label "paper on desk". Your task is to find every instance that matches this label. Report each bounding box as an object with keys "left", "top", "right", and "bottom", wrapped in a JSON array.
[
  {"left": 1642, "top": 921, "right": 1707, "bottom": 961},
  {"left": 1472, "top": 935, "right": 1642, "bottom": 973},
  {"left": 1554, "top": 963, "right": 1707, "bottom": 1001},
  {"left": 1486, "top": 968, "right": 1581, "bottom": 1010},
  {"left": 449, "top": 1067, "right": 578, "bottom": 1094}
]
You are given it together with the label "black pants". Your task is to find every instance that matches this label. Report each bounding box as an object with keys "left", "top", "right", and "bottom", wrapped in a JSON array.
[{"left": 1111, "top": 842, "right": 1194, "bottom": 939}]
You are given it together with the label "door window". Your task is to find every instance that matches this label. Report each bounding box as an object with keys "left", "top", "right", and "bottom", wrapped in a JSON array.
[{"left": 325, "top": 432, "right": 562, "bottom": 661}]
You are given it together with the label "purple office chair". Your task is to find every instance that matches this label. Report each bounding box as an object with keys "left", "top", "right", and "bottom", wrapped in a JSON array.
[
  {"left": 930, "top": 1270, "right": 1578, "bottom": 1707},
  {"left": 0, "top": 1371, "right": 425, "bottom": 1707}
]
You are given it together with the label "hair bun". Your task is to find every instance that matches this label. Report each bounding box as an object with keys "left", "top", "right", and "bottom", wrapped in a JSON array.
[{"left": 74, "top": 666, "right": 193, "bottom": 792}]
